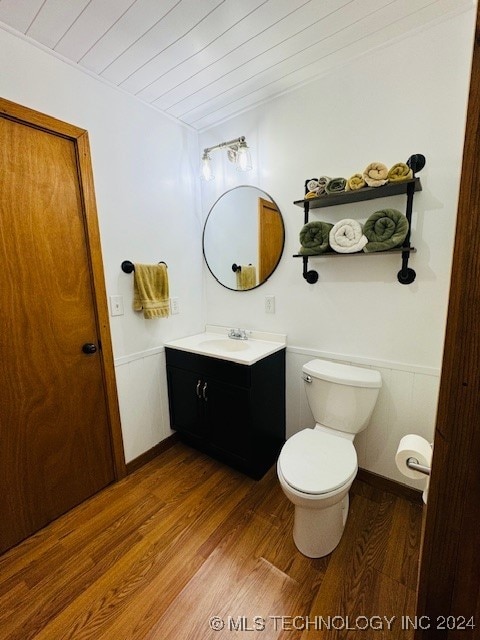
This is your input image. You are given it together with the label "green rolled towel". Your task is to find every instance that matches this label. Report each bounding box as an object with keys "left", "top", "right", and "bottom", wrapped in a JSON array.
[
  {"left": 325, "top": 177, "right": 346, "bottom": 194},
  {"left": 299, "top": 221, "right": 334, "bottom": 255},
  {"left": 363, "top": 208, "right": 409, "bottom": 253}
]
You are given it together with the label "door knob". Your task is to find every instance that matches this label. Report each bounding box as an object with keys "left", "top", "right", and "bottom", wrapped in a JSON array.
[{"left": 82, "top": 343, "right": 97, "bottom": 355}]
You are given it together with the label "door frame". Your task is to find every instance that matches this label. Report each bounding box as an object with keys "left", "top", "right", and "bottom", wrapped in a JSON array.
[
  {"left": 415, "top": 6, "right": 479, "bottom": 636},
  {"left": 0, "top": 97, "right": 126, "bottom": 480},
  {"left": 257, "top": 196, "right": 284, "bottom": 284}
]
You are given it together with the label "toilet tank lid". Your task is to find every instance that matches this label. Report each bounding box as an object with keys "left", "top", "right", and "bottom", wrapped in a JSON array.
[{"left": 303, "top": 359, "right": 382, "bottom": 388}]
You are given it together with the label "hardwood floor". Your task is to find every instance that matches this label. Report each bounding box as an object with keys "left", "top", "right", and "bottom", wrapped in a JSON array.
[{"left": 0, "top": 443, "right": 422, "bottom": 639}]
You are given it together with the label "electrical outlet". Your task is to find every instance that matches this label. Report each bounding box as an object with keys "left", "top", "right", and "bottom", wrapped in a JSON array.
[
  {"left": 170, "top": 297, "right": 180, "bottom": 315},
  {"left": 265, "top": 295, "right": 275, "bottom": 314},
  {"left": 109, "top": 295, "right": 124, "bottom": 317}
]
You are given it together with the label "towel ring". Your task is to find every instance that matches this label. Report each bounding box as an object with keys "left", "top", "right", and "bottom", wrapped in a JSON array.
[{"left": 121, "top": 260, "right": 167, "bottom": 274}]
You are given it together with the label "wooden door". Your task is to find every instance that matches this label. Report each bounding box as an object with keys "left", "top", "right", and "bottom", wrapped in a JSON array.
[
  {"left": 258, "top": 197, "right": 284, "bottom": 283},
  {"left": 0, "top": 98, "right": 125, "bottom": 554},
  {"left": 415, "top": 5, "right": 480, "bottom": 637}
]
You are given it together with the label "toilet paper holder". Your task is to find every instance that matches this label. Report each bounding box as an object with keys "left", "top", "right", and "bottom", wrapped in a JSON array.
[{"left": 406, "top": 457, "right": 431, "bottom": 476}]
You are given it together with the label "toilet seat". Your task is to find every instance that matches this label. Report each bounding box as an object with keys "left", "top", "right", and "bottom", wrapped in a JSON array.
[{"left": 278, "top": 429, "right": 357, "bottom": 496}]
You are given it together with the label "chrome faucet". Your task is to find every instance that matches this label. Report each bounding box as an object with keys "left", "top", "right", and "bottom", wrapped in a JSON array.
[{"left": 228, "top": 328, "right": 248, "bottom": 340}]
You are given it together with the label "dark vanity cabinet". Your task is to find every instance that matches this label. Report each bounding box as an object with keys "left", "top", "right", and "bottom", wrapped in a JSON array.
[{"left": 165, "top": 347, "right": 286, "bottom": 479}]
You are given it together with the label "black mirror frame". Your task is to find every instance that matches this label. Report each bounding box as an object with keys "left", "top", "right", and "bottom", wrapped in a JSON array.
[{"left": 202, "top": 185, "right": 285, "bottom": 291}]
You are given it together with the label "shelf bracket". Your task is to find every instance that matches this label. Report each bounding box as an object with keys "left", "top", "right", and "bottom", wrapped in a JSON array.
[
  {"left": 397, "top": 154, "right": 426, "bottom": 284},
  {"left": 300, "top": 198, "right": 319, "bottom": 283},
  {"left": 303, "top": 256, "right": 319, "bottom": 284}
]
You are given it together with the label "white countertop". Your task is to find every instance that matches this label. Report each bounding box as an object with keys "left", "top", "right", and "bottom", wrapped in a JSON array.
[{"left": 164, "top": 325, "right": 287, "bottom": 366}]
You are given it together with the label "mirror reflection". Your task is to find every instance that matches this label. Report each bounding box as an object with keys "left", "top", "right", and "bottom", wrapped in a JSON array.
[{"left": 203, "top": 186, "right": 285, "bottom": 291}]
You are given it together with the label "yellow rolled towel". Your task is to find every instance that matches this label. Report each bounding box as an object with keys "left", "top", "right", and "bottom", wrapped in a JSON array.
[
  {"left": 346, "top": 173, "right": 366, "bottom": 191},
  {"left": 305, "top": 191, "right": 318, "bottom": 199},
  {"left": 388, "top": 162, "right": 413, "bottom": 182},
  {"left": 363, "top": 162, "right": 388, "bottom": 187}
]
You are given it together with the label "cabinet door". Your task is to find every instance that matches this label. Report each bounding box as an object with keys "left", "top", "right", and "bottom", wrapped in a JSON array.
[
  {"left": 205, "top": 377, "right": 250, "bottom": 463},
  {"left": 166, "top": 367, "right": 204, "bottom": 441}
]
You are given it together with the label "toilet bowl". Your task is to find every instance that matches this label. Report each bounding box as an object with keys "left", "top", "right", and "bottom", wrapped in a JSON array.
[{"left": 277, "top": 359, "right": 381, "bottom": 558}]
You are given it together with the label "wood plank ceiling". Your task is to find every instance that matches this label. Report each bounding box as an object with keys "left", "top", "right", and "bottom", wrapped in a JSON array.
[{"left": 0, "top": 0, "right": 471, "bottom": 131}]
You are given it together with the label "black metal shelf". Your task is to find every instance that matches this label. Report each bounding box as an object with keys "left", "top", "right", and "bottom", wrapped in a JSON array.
[
  {"left": 293, "top": 177, "right": 422, "bottom": 209},
  {"left": 295, "top": 154, "right": 425, "bottom": 285},
  {"left": 293, "top": 247, "right": 417, "bottom": 258}
]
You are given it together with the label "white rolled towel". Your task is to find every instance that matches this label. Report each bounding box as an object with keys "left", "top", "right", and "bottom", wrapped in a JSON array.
[{"left": 329, "top": 218, "right": 368, "bottom": 253}]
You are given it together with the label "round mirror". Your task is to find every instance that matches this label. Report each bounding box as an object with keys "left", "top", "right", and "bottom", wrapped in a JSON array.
[{"left": 203, "top": 186, "right": 285, "bottom": 291}]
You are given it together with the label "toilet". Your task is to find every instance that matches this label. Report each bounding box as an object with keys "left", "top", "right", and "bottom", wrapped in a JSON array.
[{"left": 277, "top": 358, "right": 382, "bottom": 558}]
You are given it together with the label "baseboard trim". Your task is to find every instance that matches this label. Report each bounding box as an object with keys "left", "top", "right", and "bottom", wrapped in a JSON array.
[
  {"left": 125, "top": 442, "right": 424, "bottom": 503},
  {"left": 357, "top": 468, "right": 424, "bottom": 504},
  {"left": 126, "top": 434, "right": 179, "bottom": 475}
]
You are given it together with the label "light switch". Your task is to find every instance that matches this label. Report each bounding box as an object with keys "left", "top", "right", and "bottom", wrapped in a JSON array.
[{"left": 110, "top": 295, "right": 124, "bottom": 316}]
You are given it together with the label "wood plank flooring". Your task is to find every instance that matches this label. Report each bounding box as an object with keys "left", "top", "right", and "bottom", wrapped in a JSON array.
[{"left": 0, "top": 443, "right": 423, "bottom": 639}]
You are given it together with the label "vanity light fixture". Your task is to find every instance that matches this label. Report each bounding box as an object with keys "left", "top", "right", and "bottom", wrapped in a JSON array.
[{"left": 201, "top": 136, "right": 252, "bottom": 180}]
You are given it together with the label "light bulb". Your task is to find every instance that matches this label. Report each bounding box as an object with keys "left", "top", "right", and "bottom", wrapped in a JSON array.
[
  {"left": 236, "top": 142, "right": 252, "bottom": 172},
  {"left": 201, "top": 153, "right": 214, "bottom": 181}
]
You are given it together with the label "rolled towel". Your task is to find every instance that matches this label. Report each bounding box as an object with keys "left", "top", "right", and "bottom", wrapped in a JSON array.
[
  {"left": 317, "top": 175, "right": 331, "bottom": 195},
  {"left": 307, "top": 179, "right": 319, "bottom": 192},
  {"left": 363, "top": 208, "right": 409, "bottom": 253},
  {"left": 299, "top": 221, "right": 334, "bottom": 255},
  {"left": 329, "top": 219, "right": 368, "bottom": 253},
  {"left": 363, "top": 162, "right": 388, "bottom": 187},
  {"left": 325, "top": 177, "right": 346, "bottom": 194},
  {"left": 387, "top": 162, "right": 413, "bottom": 182},
  {"left": 346, "top": 173, "right": 366, "bottom": 191},
  {"left": 305, "top": 191, "right": 318, "bottom": 199}
]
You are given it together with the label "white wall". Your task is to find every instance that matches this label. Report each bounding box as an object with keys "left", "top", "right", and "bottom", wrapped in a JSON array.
[
  {"left": 0, "top": 28, "right": 205, "bottom": 462},
  {"left": 199, "top": 8, "right": 476, "bottom": 489}
]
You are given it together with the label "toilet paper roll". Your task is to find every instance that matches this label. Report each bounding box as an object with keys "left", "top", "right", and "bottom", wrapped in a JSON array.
[{"left": 395, "top": 434, "right": 432, "bottom": 480}]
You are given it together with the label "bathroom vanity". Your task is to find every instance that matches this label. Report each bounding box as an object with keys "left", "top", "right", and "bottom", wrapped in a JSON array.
[{"left": 165, "top": 328, "right": 286, "bottom": 479}]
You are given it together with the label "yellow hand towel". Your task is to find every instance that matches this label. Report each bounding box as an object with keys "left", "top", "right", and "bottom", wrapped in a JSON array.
[
  {"left": 133, "top": 263, "right": 170, "bottom": 319},
  {"left": 236, "top": 264, "right": 256, "bottom": 290}
]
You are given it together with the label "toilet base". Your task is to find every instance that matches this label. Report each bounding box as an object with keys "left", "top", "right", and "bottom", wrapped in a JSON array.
[{"left": 293, "top": 494, "right": 349, "bottom": 558}]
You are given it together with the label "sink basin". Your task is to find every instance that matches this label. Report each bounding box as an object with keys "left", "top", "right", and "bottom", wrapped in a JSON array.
[
  {"left": 164, "top": 326, "right": 287, "bottom": 366},
  {"left": 199, "top": 339, "right": 249, "bottom": 352}
]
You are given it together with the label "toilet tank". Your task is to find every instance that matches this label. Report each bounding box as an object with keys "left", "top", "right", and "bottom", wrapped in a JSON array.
[{"left": 302, "top": 359, "right": 382, "bottom": 435}]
